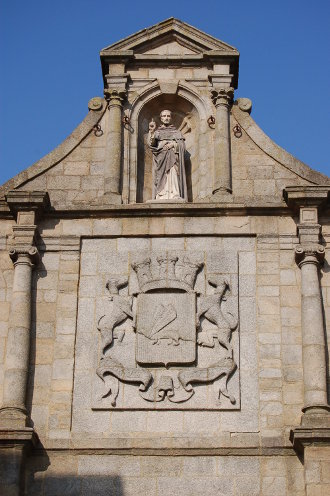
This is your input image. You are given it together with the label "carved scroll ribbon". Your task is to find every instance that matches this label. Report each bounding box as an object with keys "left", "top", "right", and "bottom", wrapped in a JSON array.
[
  {"left": 97, "top": 356, "right": 152, "bottom": 407},
  {"left": 178, "top": 357, "right": 237, "bottom": 404}
]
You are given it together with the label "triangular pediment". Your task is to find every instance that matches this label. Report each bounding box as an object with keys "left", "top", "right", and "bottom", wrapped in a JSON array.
[
  {"left": 138, "top": 37, "right": 200, "bottom": 56},
  {"left": 101, "top": 18, "right": 238, "bottom": 55}
]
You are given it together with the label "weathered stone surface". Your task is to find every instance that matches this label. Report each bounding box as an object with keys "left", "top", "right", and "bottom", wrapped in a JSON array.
[
  {"left": 1, "top": 17, "right": 330, "bottom": 496},
  {"left": 74, "top": 242, "right": 242, "bottom": 411}
]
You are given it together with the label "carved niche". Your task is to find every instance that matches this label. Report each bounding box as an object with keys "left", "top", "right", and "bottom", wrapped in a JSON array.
[
  {"left": 92, "top": 251, "right": 240, "bottom": 410},
  {"left": 136, "top": 95, "right": 201, "bottom": 203}
]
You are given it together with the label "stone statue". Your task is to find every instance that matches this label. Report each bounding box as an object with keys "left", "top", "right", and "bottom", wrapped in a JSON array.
[{"left": 148, "top": 110, "right": 188, "bottom": 201}]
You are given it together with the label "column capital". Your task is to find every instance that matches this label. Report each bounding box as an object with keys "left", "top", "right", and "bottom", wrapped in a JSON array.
[
  {"left": 211, "top": 87, "right": 234, "bottom": 108},
  {"left": 104, "top": 88, "right": 127, "bottom": 107},
  {"left": 9, "top": 246, "right": 40, "bottom": 266},
  {"left": 295, "top": 243, "right": 325, "bottom": 267}
]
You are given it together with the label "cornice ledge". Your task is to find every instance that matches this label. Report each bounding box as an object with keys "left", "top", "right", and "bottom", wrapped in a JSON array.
[
  {"left": 290, "top": 427, "right": 330, "bottom": 454},
  {"left": 30, "top": 201, "right": 290, "bottom": 219},
  {"left": 0, "top": 427, "right": 39, "bottom": 447},
  {"left": 0, "top": 201, "right": 294, "bottom": 220},
  {"left": 232, "top": 100, "right": 330, "bottom": 186},
  {"left": 39, "top": 434, "right": 294, "bottom": 455},
  {"left": 5, "top": 190, "right": 50, "bottom": 218},
  {"left": 100, "top": 49, "right": 134, "bottom": 57},
  {"left": 0, "top": 99, "right": 107, "bottom": 199},
  {"left": 284, "top": 185, "right": 330, "bottom": 209}
]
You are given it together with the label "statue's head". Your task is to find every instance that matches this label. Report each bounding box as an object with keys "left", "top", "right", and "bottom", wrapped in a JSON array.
[{"left": 160, "top": 109, "right": 172, "bottom": 126}]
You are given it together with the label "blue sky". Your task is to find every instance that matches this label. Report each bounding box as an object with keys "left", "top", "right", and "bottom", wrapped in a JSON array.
[{"left": 1, "top": 0, "right": 329, "bottom": 185}]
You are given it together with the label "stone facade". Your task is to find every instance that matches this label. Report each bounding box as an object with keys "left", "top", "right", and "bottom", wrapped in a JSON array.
[{"left": 0, "top": 18, "right": 329, "bottom": 496}]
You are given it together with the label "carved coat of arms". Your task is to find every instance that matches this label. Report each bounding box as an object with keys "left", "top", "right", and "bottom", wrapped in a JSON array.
[{"left": 94, "top": 251, "right": 239, "bottom": 409}]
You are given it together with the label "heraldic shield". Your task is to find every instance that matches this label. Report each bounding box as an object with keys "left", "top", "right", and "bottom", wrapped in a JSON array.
[{"left": 136, "top": 292, "right": 196, "bottom": 366}]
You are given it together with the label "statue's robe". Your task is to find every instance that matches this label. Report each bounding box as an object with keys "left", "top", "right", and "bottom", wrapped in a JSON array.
[{"left": 150, "top": 125, "right": 188, "bottom": 200}]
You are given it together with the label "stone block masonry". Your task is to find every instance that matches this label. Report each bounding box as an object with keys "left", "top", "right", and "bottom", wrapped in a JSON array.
[{"left": 1, "top": 18, "right": 330, "bottom": 496}]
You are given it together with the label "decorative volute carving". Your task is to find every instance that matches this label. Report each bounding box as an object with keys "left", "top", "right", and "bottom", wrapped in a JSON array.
[
  {"left": 104, "top": 88, "right": 127, "bottom": 107},
  {"left": 9, "top": 246, "right": 40, "bottom": 266},
  {"left": 211, "top": 87, "right": 234, "bottom": 108},
  {"left": 295, "top": 244, "right": 325, "bottom": 267}
]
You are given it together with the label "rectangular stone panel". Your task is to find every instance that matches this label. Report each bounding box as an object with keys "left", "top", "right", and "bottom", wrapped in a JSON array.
[{"left": 71, "top": 238, "right": 255, "bottom": 415}]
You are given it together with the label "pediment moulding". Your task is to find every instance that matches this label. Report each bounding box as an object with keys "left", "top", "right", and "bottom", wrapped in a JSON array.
[
  {"left": 101, "top": 18, "right": 239, "bottom": 54},
  {"left": 100, "top": 18, "right": 239, "bottom": 90}
]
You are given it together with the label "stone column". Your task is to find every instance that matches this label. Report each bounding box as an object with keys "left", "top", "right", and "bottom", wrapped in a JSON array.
[
  {"left": 284, "top": 187, "right": 330, "bottom": 435},
  {"left": 1, "top": 247, "right": 39, "bottom": 427},
  {"left": 0, "top": 191, "right": 48, "bottom": 496},
  {"left": 295, "top": 242, "right": 329, "bottom": 420},
  {"left": 285, "top": 187, "right": 330, "bottom": 463},
  {"left": 104, "top": 88, "right": 127, "bottom": 204},
  {"left": 0, "top": 191, "right": 48, "bottom": 428},
  {"left": 211, "top": 87, "right": 234, "bottom": 195}
]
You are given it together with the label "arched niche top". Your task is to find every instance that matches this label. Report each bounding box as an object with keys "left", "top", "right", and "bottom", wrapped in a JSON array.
[
  {"left": 129, "top": 80, "right": 210, "bottom": 124},
  {"left": 138, "top": 93, "right": 195, "bottom": 132}
]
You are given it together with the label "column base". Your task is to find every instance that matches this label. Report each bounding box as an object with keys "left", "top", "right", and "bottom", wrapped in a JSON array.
[
  {"left": 290, "top": 405, "right": 330, "bottom": 454},
  {"left": 210, "top": 188, "right": 233, "bottom": 203},
  {"left": 0, "top": 427, "right": 39, "bottom": 496},
  {"left": 0, "top": 406, "right": 29, "bottom": 429},
  {"left": 301, "top": 404, "right": 330, "bottom": 428},
  {"left": 290, "top": 427, "right": 330, "bottom": 455}
]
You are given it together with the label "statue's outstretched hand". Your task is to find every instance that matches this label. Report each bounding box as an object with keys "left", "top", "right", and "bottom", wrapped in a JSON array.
[{"left": 149, "top": 119, "right": 156, "bottom": 133}]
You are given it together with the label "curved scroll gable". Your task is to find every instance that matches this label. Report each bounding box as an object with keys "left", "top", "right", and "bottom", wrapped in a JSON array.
[
  {"left": 232, "top": 99, "right": 330, "bottom": 185},
  {"left": 0, "top": 99, "right": 107, "bottom": 198}
]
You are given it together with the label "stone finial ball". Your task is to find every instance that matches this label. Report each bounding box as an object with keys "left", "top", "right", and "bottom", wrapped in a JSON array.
[
  {"left": 237, "top": 98, "right": 252, "bottom": 113},
  {"left": 88, "top": 97, "right": 103, "bottom": 111}
]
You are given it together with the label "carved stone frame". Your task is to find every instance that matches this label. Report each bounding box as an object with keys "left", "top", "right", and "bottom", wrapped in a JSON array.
[{"left": 122, "top": 80, "right": 214, "bottom": 203}]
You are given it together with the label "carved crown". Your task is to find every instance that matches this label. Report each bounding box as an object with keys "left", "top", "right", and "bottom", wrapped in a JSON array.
[{"left": 131, "top": 253, "right": 203, "bottom": 293}]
